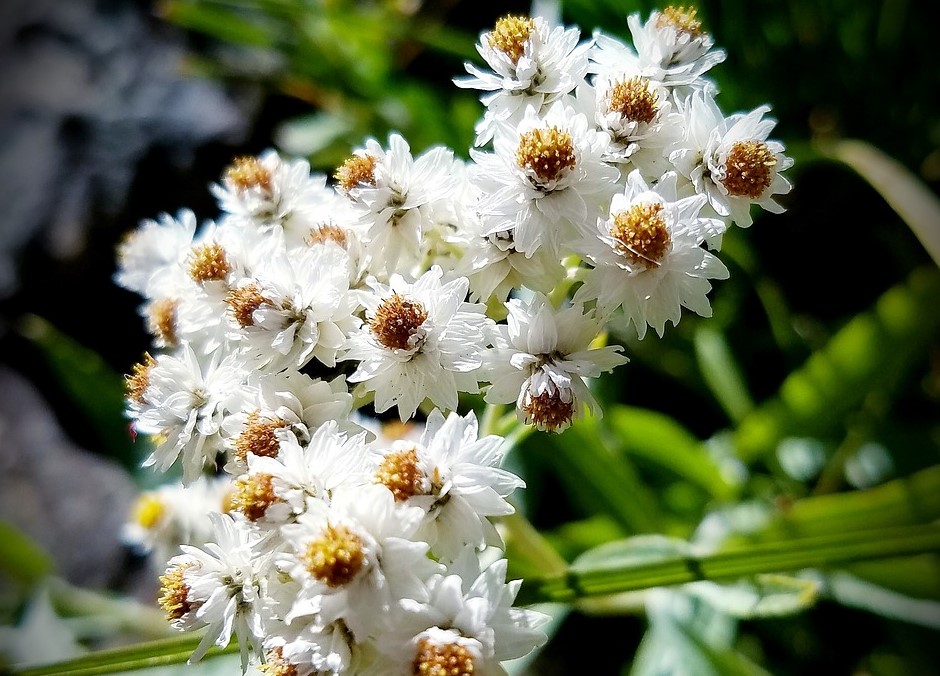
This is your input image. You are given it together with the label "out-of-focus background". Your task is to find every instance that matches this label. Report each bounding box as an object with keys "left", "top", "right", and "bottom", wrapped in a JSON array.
[{"left": 0, "top": 0, "right": 938, "bottom": 674}]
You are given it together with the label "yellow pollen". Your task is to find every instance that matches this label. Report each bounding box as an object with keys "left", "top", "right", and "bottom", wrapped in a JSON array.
[
  {"left": 516, "top": 126, "right": 576, "bottom": 186},
  {"left": 335, "top": 154, "right": 377, "bottom": 194},
  {"left": 226, "top": 156, "right": 273, "bottom": 193},
  {"left": 381, "top": 419, "right": 416, "bottom": 441},
  {"left": 233, "top": 411, "right": 288, "bottom": 464},
  {"left": 230, "top": 473, "right": 281, "bottom": 522},
  {"left": 375, "top": 449, "right": 426, "bottom": 502},
  {"left": 188, "top": 243, "right": 231, "bottom": 283},
  {"left": 306, "top": 224, "right": 349, "bottom": 249},
  {"left": 126, "top": 353, "right": 156, "bottom": 404},
  {"left": 523, "top": 390, "right": 574, "bottom": 432},
  {"left": 220, "top": 487, "right": 237, "bottom": 514},
  {"left": 608, "top": 77, "right": 658, "bottom": 124},
  {"left": 721, "top": 140, "right": 777, "bottom": 199},
  {"left": 132, "top": 493, "right": 166, "bottom": 529},
  {"left": 656, "top": 6, "right": 704, "bottom": 37},
  {"left": 226, "top": 283, "right": 267, "bottom": 328},
  {"left": 371, "top": 293, "right": 429, "bottom": 351},
  {"left": 158, "top": 563, "right": 194, "bottom": 621},
  {"left": 487, "top": 15, "right": 535, "bottom": 65},
  {"left": 147, "top": 298, "right": 179, "bottom": 346},
  {"left": 413, "top": 638, "right": 476, "bottom": 676},
  {"left": 259, "top": 647, "right": 298, "bottom": 676},
  {"left": 304, "top": 524, "right": 366, "bottom": 588},
  {"left": 610, "top": 202, "right": 671, "bottom": 269}
]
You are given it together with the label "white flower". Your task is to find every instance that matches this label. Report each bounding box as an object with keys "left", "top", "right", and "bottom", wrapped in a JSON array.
[
  {"left": 370, "top": 549, "right": 549, "bottom": 676},
  {"left": 211, "top": 150, "right": 334, "bottom": 235},
  {"left": 620, "top": 7, "right": 726, "bottom": 87},
  {"left": 222, "top": 371, "right": 354, "bottom": 475},
  {"left": 371, "top": 409, "right": 524, "bottom": 561},
  {"left": 259, "top": 620, "right": 360, "bottom": 676},
  {"left": 334, "top": 133, "right": 456, "bottom": 277},
  {"left": 456, "top": 14, "right": 591, "bottom": 146},
  {"left": 573, "top": 170, "right": 729, "bottom": 339},
  {"left": 343, "top": 266, "right": 492, "bottom": 420},
  {"left": 224, "top": 244, "right": 360, "bottom": 370},
  {"left": 114, "top": 209, "right": 198, "bottom": 296},
  {"left": 471, "top": 101, "right": 618, "bottom": 258},
  {"left": 122, "top": 475, "right": 231, "bottom": 568},
  {"left": 485, "top": 293, "right": 628, "bottom": 432},
  {"left": 160, "top": 513, "right": 273, "bottom": 670},
  {"left": 126, "top": 343, "right": 252, "bottom": 484},
  {"left": 279, "top": 484, "right": 440, "bottom": 640},
  {"left": 669, "top": 90, "right": 793, "bottom": 227}
]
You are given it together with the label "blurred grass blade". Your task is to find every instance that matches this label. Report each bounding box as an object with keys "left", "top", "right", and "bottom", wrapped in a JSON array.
[
  {"left": 821, "top": 571, "right": 940, "bottom": 629},
  {"left": 0, "top": 519, "right": 54, "bottom": 585},
  {"left": 17, "top": 314, "right": 138, "bottom": 471},
  {"left": 685, "top": 575, "right": 820, "bottom": 619},
  {"left": 607, "top": 406, "right": 737, "bottom": 501},
  {"left": 159, "top": 1, "right": 277, "bottom": 47},
  {"left": 825, "top": 139, "right": 940, "bottom": 266},
  {"left": 733, "top": 266, "right": 940, "bottom": 462},
  {"left": 518, "top": 523, "right": 940, "bottom": 604},
  {"left": 694, "top": 327, "right": 755, "bottom": 424}
]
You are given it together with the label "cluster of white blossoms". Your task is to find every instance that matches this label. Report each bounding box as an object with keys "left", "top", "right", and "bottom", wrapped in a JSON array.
[{"left": 116, "top": 6, "right": 791, "bottom": 674}]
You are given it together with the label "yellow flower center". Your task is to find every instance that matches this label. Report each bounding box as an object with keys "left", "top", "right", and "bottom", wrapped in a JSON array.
[
  {"left": 259, "top": 647, "right": 298, "bottom": 676},
  {"left": 306, "top": 224, "right": 350, "bottom": 249},
  {"left": 610, "top": 202, "right": 671, "bottom": 269},
  {"left": 131, "top": 493, "right": 166, "bottom": 529},
  {"left": 226, "top": 283, "right": 267, "bottom": 328},
  {"left": 125, "top": 353, "right": 156, "bottom": 404},
  {"left": 486, "top": 15, "right": 535, "bottom": 65},
  {"left": 516, "top": 126, "right": 577, "bottom": 186},
  {"left": 721, "top": 140, "right": 777, "bottom": 199},
  {"left": 158, "top": 563, "right": 194, "bottom": 621},
  {"left": 188, "top": 243, "right": 231, "bottom": 283},
  {"left": 230, "top": 473, "right": 281, "bottom": 522},
  {"left": 304, "top": 524, "right": 366, "bottom": 588},
  {"left": 233, "top": 411, "right": 288, "bottom": 464},
  {"left": 147, "top": 298, "right": 178, "bottom": 347},
  {"left": 335, "top": 154, "right": 377, "bottom": 194},
  {"left": 371, "top": 293, "right": 429, "bottom": 351},
  {"left": 608, "top": 77, "right": 658, "bottom": 124},
  {"left": 225, "top": 156, "right": 273, "bottom": 194},
  {"left": 375, "top": 449, "right": 427, "bottom": 502},
  {"left": 413, "top": 637, "right": 477, "bottom": 676},
  {"left": 656, "top": 6, "right": 704, "bottom": 37}
]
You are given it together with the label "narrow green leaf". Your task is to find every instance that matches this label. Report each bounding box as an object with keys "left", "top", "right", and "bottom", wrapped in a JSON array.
[
  {"left": 159, "top": 1, "right": 278, "bottom": 48},
  {"left": 733, "top": 266, "right": 940, "bottom": 462},
  {"left": 606, "top": 406, "right": 737, "bottom": 501},
  {"left": 572, "top": 535, "right": 693, "bottom": 573},
  {"left": 0, "top": 520, "right": 54, "bottom": 585},
  {"left": 693, "top": 327, "right": 755, "bottom": 424},
  {"left": 684, "top": 574, "right": 820, "bottom": 619},
  {"left": 821, "top": 571, "right": 940, "bottom": 629},
  {"left": 17, "top": 315, "right": 137, "bottom": 471}
]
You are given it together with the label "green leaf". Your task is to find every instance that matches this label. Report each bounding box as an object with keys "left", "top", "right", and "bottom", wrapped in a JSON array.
[
  {"left": 16, "top": 315, "right": 138, "bottom": 472},
  {"left": 159, "top": 1, "right": 278, "bottom": 48},
  {"left": 732, "top": 266, "right": 940, "bottom": 462},
  {"left": 572, "top": 534, "right": 693, "bottom": 573},
  {"left": 606, "top": 406, "right": 737, "bottom": 501},
  {"left": 0, "top": 520, "right": 54, "bottom": 586},
  {"left": 819, "top": 571, "right": 940, "bottom": 629},
  {"left": 684, "top": 574, "right": 820, "bottom": 619},
  {"left": 694, "top": 327, "right": 755, "bottom": 424}
]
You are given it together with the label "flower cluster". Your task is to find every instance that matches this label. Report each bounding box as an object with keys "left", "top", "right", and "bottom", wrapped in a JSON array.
[{"left": 116, "top": 6, "right": 791, "bottom": 674}]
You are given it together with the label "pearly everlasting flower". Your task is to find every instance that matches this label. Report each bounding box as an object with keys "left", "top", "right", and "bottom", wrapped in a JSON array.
[
  {"left": 574, "top": 170, "right": 729, "bottom": 339},
  {"left": 231, "top": 423, "right": 370, "bottom": 525},
  {"left": 222, "top": 372, "right": 354, "bottom": 475},
  {"left": 125, "top": 344, "right": 252, "bottom": 484},
  {"left": 343, "top": 266, "right": 492, "bottom": 420},
  {"left": 669, "top": 90, "right": 793, "bottom": 227},
  {"left": 122, "top": 475, "right": 231, "bottom": 568},
  {"left": 334, "top": 134, "right": 456, "bottom": 277},
  {"left": 370, "top": 549, "right": 549, "bottom": 676},
  {"left": 279, "top": 484, "right": 440, "bottom": 640},
  {"left": 159, "top": 513, "right": 273, "bottom": 670},
  {"left": 211, "top": 150, "right": 334, "bottom": 235},
  {"left": 456, "top": 14, "right": 592, "bottom": 146},
  {"left": 485, "top": 293, "right": 628, "bottom": 433},
  {"left": 471, "top": 101, "right": 619, "bottom": 258},
  {"left": 370, "top": 409, "right": 524, "bottom": 561},
  {"left": 224, "top": 244, "right": 360, "bottom": 370},
  {"left": 616, "top": 6, "right": 726, "bottom": 88},
  {"left": 115, "top": 209, "right": 199, "bottom": 297},
  {"left": 258, "top": 620, "right": 360, "bottom": 676}
]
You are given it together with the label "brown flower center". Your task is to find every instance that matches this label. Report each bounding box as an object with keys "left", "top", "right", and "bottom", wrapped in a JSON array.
[
  {"left": 126, "top": 353, "right": 156, "bottom": 404},
  {"left": 335, "top": 154, "right": 377, "bottom": 194},
  {"left": 226, "top": 283, "right": 267, "bottom": 328},
  {"left": 375, "top": 449, "right": 427, "bottom": 502},
  {"left": 225, "top": 156, "right": 273, "bottom": 193},
  {"left": 158, "top": 563, "right": 194, "bottom": 621},
  {"left": 259, "top": 647, "right": 298, "bottom": 676},
  {"left": 188, "top": 243, "right": 231, "bottom": 283},
  {"left": 306, "top": 224, "right": 349, "bottom": 249},
  {"left": 233, "top": 411, "right": 288, "bottom": 464},
  {"left": 610, "top": 202, "right": 671, "bottom": 269},
  {"left": 608, "top": 77, "right": 658, "bottom": 124},
  {"left": 371, "top": 293, "right": 429, "bottom": 351},
  {"left": 230, "top": 473, "right": 281, "bottom": 522},
  {"left": 486, "top": 15, "right": 535, "bottom": 65},
  {"left": 721, "top": 140, "right": 777, "bottom": 199},
  {"left": 523, "top": 389, "right": 575, "bottom": 432},
  {"left": 304, "top": 524, "right": 366, "bottom": 587},
  {"left": 147, "top": 298, "right": 178, "bottom": 346},
  {"left": 413, "top": 637, "right": 476, "bottom": 676},
  {"left": 516, "top": 126, "right": 576, "bottom": 187}
]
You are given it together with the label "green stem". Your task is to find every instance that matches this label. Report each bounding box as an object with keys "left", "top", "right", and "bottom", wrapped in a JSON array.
[{"left": 516, "top": 523, "right": 940, "bottom": 605}]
